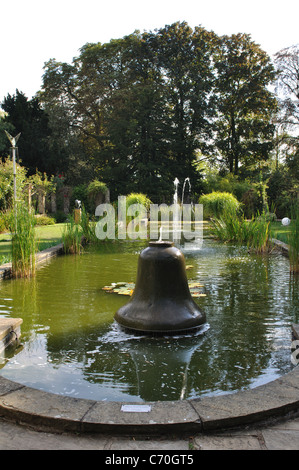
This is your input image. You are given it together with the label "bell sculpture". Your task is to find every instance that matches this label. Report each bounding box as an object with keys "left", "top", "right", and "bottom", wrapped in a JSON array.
[{"left": 114, "top": 241, "right": 206, "bottom": 334}]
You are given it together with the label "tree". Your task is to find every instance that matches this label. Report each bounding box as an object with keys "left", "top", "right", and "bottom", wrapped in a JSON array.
[
  {"left": 148, "top": 22, "right": 217, "bottom": 191},
  {"left": 274, "top": 45, "right": 299, "bottom": 130},
  {"left": 0, "top": 110, "right": 15, "bottom": 156},
  {"left": 40, "top": 25, "right": 216, "bottom": 200},
  {"left": 1, "top": 90, "right": 65, "bottom": 176},
  {"left": 273, "top": 45, "right": 299, "bottom": 181},
  {"left": 212, "top": 34, "right": 277, "bottom": 175},
  {"left": 0, "top": 158, "right": 28, "bottom": 210}
]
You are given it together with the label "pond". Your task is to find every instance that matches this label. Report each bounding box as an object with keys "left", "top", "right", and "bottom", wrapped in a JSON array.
[{"left": 0, "top": 237, "right": 298, "bottom": 402}]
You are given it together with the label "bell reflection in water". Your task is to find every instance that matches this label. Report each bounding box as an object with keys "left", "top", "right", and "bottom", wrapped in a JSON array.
[
  {"left": 128, "top": 335, "right": 205, "bottom": 401},
  {"left": 114, "top": 240, "right": 206, "bottom": 334}
]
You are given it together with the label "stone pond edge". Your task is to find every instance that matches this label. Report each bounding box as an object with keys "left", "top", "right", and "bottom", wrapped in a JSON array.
[
  {"left": 0, "top": 366, "right": 298, "bottom": 435},
  {"left": 0, "top": 240, "right": 298, "bottom": 435}
]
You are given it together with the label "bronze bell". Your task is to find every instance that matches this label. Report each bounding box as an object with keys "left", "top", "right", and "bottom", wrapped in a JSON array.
[{"left": 114, "top": 241, "right": 206, "bottom": 333}]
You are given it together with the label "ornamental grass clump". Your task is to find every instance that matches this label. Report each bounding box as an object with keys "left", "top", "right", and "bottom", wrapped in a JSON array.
[
  {"left": 62, "top": 214, "right": 83, "bottom": 254},
  {"left": 8, "top": 203, "right": 37, "bottom": 278},
  {"left": 210, "top": 205, "right": 272, "bottom": 253},
  {"left": 198, "top": 191, "right": 241, "bottom": 219},
  {"left": 79, "top": 205, "right": 98, "bottom": 244},
  {"left": 246, "top": 214, "right": 271, "bottom": 253}
]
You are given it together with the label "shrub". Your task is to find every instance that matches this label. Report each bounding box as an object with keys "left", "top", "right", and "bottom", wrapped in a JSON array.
[
  {"left": 126, "top": 193, "right": 152, "bottom": 211},
  {"left": 0, "top": 211, "right": 9, "bottom": 233},
  {"left": 87, "top": 180, "right": 108, "bottom": 199},
  {"left": 125, "top": 193, "right": 152, "bottom": 230},
  {"left": 198, "top": 192, "right": 241, "bottom": 219},
  {"left": 34, "top": 214, "right": 56, "bottom": 225},
  {"left": 52, "top": 210, "right": 68, "bottom": 223},
  {"left": 71, "top": 184, "right": 90, "bottom": 212}
]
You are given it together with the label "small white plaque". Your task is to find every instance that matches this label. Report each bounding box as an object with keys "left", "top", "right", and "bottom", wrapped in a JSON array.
[{"left": 121, "top": 404, "right": 152, "bottom": 413}]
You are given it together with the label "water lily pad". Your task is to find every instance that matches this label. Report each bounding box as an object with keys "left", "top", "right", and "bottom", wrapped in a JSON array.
[
  {"left": 102, "top": 280, "right": 205, "bottom": 298},
  {"left": 188, "top": 282, "right": 204, "bottom": 288}
]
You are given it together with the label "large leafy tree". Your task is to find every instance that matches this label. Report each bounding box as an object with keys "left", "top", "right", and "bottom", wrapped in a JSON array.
[
  {"left": 273, "top": 45, "right": 299, "bottom": 182},
  {"left": 39, "top": 24, "right": 278, "bottom": 198},
  {"left": 1, "top": 90, "right": 66, "bottom": 175},
  {"left": 147, "top": 22, "right": 217, "bottom": 191},
  {"left": 274, "top": 45, "right": 299, "bottom": 130},
  {"left": 41, "top": 34, "right": 154, "bottom": 197},
  {"left": 86, "top": 33, "right": 170, "bottom": 199},
  {"left": 212, "top": 34, "right": 277, "bottom": 174},
  {"left": 40, "top": 24, "right": 216, "bottom": 200}
]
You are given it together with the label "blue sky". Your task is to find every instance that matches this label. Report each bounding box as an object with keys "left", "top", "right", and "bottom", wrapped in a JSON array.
[{"left": 1, "top": 0, "right": 298, "bottom": 100}]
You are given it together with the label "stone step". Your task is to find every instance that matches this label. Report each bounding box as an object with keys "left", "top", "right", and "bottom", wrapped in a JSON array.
[{"left": 0, "top": 318, "right": 23, "bottom": 363}]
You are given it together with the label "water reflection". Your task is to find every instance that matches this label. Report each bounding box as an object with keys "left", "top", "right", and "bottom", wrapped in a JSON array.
[{"left": 0, "top": 239, "right": 298, "bottom": 401}]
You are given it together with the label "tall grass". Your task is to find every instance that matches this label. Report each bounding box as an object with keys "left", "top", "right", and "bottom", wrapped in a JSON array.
[
  {"left": 62, "top": 214, "right": 83, "bottom": 254},
  {"left": 79, "top": 206, "right": 98, "bottom": 244},
  {"left": 246, "top": 214, "right": 271, "bottom": 253},
  {"left": 288, "top": 203, "right": 299, "bottom": 273},
  {"left": 210, "top": 206, "right": 271, "bottom": 253},
  {"left": 8, "top": 203, "right": 37, "bottom": 278}
]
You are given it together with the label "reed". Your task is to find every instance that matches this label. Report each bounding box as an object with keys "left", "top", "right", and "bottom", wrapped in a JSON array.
[
  {"left": 62, "top": 214, "right": 83, "bottom": 254},
  {"left": 246, "top": 214, "right": 271, "bottom": 253},
  {"left": 210, "top": 206, "right": 271, "bottom": 253},
  {"left": 79, "top": 206, "right": 98, "bottom": 243},
  {"left": 8, "top": 203, "right": 37, "bottom": 278}
]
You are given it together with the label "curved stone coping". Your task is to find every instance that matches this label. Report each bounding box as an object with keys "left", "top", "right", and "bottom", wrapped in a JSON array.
[{"left": 0, "top": 366, "right": 298, "bottom": 435}]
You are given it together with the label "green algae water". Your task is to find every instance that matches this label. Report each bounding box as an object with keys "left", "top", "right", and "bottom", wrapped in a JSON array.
[{"left": 0, "top": 238, "right": 298, "bottom": 402}]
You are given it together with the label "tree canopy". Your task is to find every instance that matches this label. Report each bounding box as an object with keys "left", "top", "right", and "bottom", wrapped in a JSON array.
[
  {"left": 1, "top": 22, "right": 281, "bottom": 202},
  {"left": 1, "top": 90, "right": 69, "bottom": 176}
]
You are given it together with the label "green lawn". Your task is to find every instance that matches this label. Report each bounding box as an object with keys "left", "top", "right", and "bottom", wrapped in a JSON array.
[
  {"left": 0, "top": 220, "right": 293, "bottom": 265},
  {"left": 270, "top": 221, "right": 292, "bottom": 244},
  {"left": 0, "top": 223, "right": 66, "bottom": 264}
]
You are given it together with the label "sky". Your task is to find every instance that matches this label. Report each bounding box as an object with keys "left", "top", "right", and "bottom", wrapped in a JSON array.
[{"left": 1, "top": 0, "right": 298, "bottom": 101}]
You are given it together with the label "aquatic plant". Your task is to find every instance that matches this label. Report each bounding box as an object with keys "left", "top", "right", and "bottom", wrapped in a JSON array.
[
  {"left": 62, "top": 214, "right": 83, "bottom": 254},
  {"left": 210, "top": 206, "right": 271, "bottom": 253},
  {"left": 8, "top": 203, "right": 37, "bottom": 278},
  {"left": 79, "top": 205, "right": 98, "bottom": 243}
]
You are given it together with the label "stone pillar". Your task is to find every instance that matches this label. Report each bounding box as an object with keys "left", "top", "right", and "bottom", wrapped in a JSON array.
[
  {"left": 74, "top": 208, "right": 81, "bottom": 224},
  {"left": 51, "top": 193, "right": 57, "bottom": 213},
  {"left": 38, "top": 190, "right": 46, "bottom": 214},
  {"left": 63, "top": 186, "right": 72, "bottom": 214},
  {"left": 105, "top": 188, "right": 110, "bottom": 203}
]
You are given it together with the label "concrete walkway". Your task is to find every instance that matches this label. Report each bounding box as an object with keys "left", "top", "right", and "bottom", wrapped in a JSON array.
[
  {"left": 0, "top": 366, "right": 298, "bottom": 450},
  {"left": 0, "top": 413, "right": 299, "bottom": 450}
]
